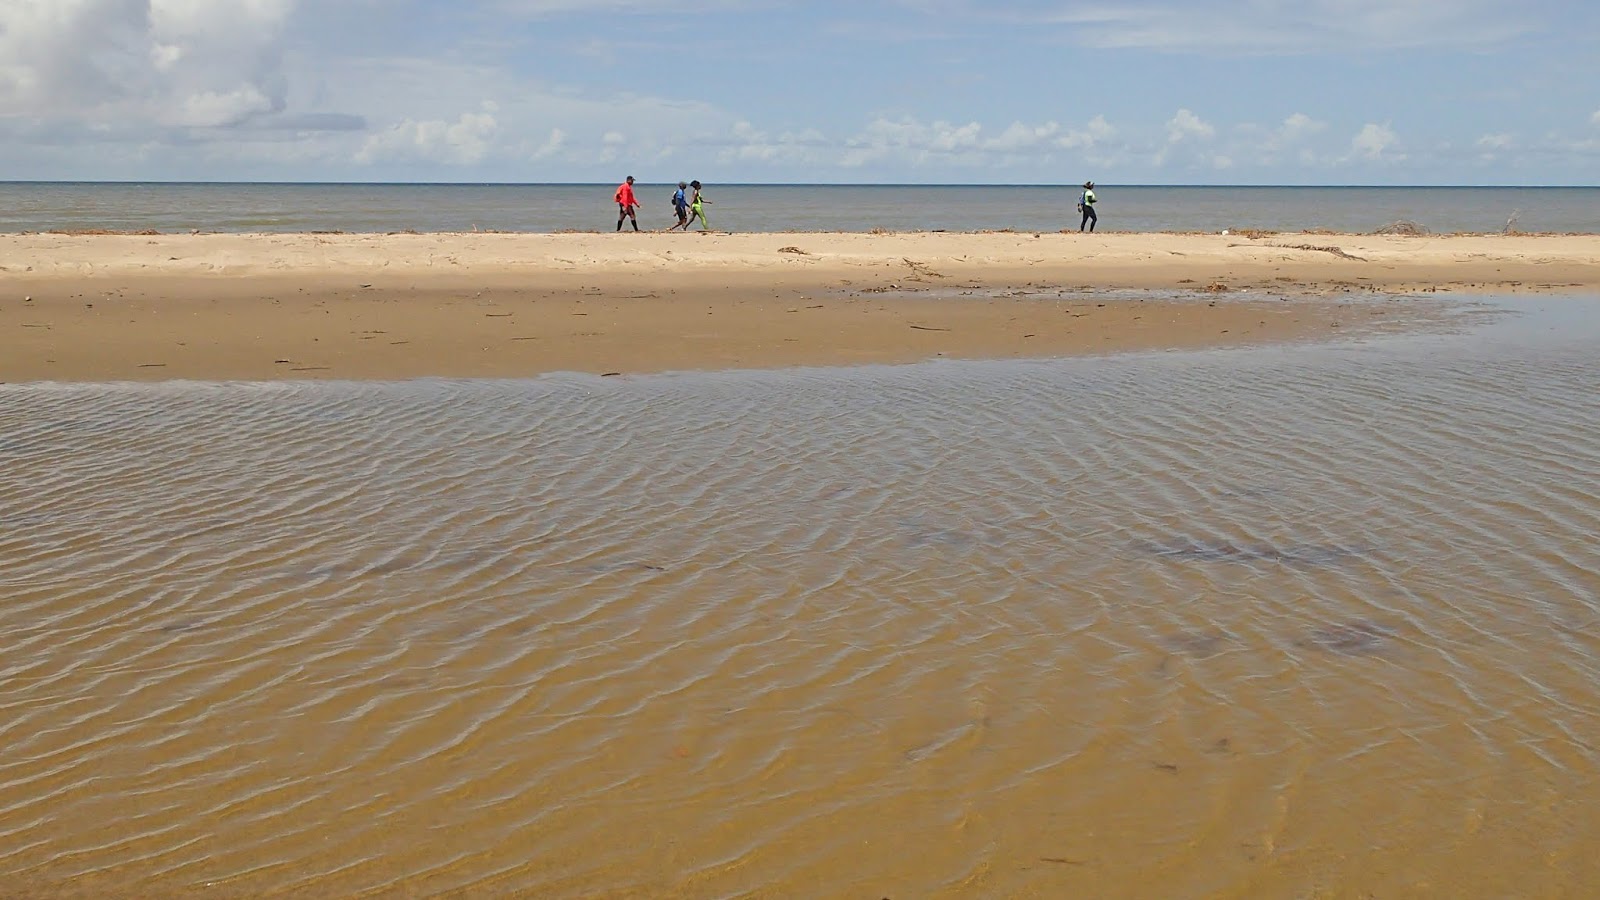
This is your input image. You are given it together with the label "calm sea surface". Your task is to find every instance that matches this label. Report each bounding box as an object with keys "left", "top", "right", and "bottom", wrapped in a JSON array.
[
  {"left": 2, "top": 297, "right": 1599, "bottom": 897},
  {"left": 2, "top": 182, "right": 1597, "bottom": 235}
]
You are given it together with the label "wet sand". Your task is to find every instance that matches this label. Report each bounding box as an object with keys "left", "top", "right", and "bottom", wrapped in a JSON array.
[{"left": 4, "top": 231, "right": 1596, "bottom": 382}]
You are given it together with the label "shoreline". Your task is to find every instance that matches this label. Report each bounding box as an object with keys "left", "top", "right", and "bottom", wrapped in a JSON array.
[{"left": 4, "top": 231, "right": 1595, "bottom": 383}]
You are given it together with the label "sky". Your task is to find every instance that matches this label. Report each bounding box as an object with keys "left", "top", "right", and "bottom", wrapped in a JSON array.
[{"left": 1, "top": 0, "right": 1598, "bottom": 184}]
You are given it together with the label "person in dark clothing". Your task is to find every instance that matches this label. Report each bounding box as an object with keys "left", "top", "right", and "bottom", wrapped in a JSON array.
[
  {"left": 668, "top": 181, "right": 690, "bottom": 231},
  {"left": 1078, "top": 181, "right": 1098, "bottom": 232},
  {"left": 1075, "top": 180, "right": 1100, "bottom": 230}
]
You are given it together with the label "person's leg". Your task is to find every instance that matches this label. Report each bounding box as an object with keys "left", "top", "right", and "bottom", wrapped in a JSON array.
[
  {"left": 617, "top": 204, "right": 627, "bottom": 231},
  {"left": 1080, "top": 208, "right": 1089, "bottom": 232},
  {"left": 1088, "top": 207, "right": 1097, "bottom": 232}
]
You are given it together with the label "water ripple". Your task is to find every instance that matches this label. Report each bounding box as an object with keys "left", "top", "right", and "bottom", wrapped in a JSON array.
[{"left": 3, "top": 311, "right": 1600, "bottom": 896}]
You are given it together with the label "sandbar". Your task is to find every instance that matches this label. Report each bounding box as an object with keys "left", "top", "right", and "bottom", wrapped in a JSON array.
[{"left": 3, "top": 231, "right": 1596, "bottom": 382}]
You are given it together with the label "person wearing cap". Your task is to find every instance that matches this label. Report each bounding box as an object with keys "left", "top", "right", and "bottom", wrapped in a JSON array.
[
  {"left": 614, "top": 175, "right": 641, "bottom": 232},
  {"left": 668, "top": 181, "right": 691, "bottom": 231},
  {"left": 1078, "top": 181, "right": 1098, "bottom": 232}
]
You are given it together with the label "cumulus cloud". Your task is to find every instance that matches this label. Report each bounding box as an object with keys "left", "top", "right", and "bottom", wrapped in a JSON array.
[
  {"left": 1167, "top": 109, "right": 1215, "bottom": 143},
  {"left": 1352, "top": 122, "right": 1400, "bottom": 160},
  {"left": 1278, "top": 113, "right": 1326, "bottom": 142},
  {"left": 356, "top": 103, "right": 500, "bottom": 166},
  {"left": 713, "top": 121, "right": 831, "bottom": 165},
  {"left": 530, "top": 128, "right": 567, "bottom": 161},
  {"left": 840, "top": 117, "right": 985, "bottom": 167},
  {"left": 1592, "top": 109, "right": 1600, "bottom": 126},
  {"left": 0, "top": 0, "right": 296, "bottom": 129},
  {"left": 826, "top": 113, "right": 1130, "bottom": 174},
  {"left": 1055, "top": 115, "right": 1116, "bottom": 150}
]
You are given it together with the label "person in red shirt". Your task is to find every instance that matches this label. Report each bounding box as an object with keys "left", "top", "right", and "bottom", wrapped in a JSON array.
[{"left": 614, "top": 176, "right": 641, "bottom": 232}]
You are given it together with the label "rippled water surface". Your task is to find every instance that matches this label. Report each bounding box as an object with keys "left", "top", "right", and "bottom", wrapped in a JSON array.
[
  {"left": 3, "top": 299, "right": 1599, "bottom": 897},
  {"left": 4, "top": 182, "right": 1598, "bottom": 234}
]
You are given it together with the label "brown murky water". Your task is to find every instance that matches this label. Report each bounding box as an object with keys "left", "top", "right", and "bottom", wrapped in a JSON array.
[{"left": 3, "top": 298, "right": 1599, "bottom": 897}]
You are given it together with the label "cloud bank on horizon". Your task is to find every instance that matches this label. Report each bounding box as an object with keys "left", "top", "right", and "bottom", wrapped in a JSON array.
[{"left": 0, "top": 0, "right": 1596, "bottom": 183}]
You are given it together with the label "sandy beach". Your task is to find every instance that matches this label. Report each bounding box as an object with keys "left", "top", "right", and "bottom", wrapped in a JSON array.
[{"left": 3, "top": 231, "right": 1597, "bottom": 382}]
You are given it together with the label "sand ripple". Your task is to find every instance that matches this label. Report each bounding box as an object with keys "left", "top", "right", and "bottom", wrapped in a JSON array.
[{"left": 3, "top": 328, "right": 1600, "bottom": 896}]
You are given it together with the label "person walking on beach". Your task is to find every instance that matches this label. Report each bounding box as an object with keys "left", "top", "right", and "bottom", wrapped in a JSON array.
[
  {"left": 668, "top": 181, "right": 691, "bottom": 231},
  {"left": 615, "top": 176, "right": 641, "bottom": 232},
  {"left": 1078, "top": 181, "right": 1098, "bottom": 232},
  {"left": 687, "top": 180, "right": 712, "bottom": 231}
]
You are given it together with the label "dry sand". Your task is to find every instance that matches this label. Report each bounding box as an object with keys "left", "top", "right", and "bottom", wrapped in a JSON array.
[{"left": 3, "top": 231, "right": 1597, "bottom": 382}]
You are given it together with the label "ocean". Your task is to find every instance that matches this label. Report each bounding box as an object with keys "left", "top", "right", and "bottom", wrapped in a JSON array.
[
  {"left": 3, "top": 296, "right": 1599, "bottom": 896},
  {"left": 1, "top": 182, "right": 1597, "bottom": 235}
]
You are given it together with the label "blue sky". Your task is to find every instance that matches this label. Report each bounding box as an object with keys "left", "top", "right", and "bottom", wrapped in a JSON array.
[{"left": 1, "top": 0, "right": 1597, "bottom": 183}]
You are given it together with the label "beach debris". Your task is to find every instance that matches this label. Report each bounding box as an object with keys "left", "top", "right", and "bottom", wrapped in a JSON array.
[
  {"left": 1372, "top": 220, "right": 1430, "bottom": 236},
  {"left": 1503, "top": 209, "right": 1522, "bottom": 234},
  {"left": 777, "top": 246, "right": 811, "bottom": 255},
  {"left": 1271, "top": 243, "right": 1368, "bottom": 261},
  {"left": 46, "top": 228, "right": 160, "bottom": 236},
  {"left": 908, "top": 324, "right": 951, "bottom": 332},
  {"left": 1202, "top": 282, "right": 1230, "bottom": 293}
]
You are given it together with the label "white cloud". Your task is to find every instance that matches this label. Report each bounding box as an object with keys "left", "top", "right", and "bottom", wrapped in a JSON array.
[
  {"left": 840, "top": 117, "right": 986, "bottom": 167},
  {"left": 1278, "top": 113, "right": 1326, "bottom": 142},
  {"left": 714, "top": 121, "right": 831, "bottom": 165},
  {"left": 986, "top": 121, "right": 1061, "bottom": 152},
  {"left": 1352, "top": 122, "right": 1401, "bottom": 160},
  {"left": 1476, "top": 133, "right": 1513, "bottom": 150},
  {"left": 356, "top": 103, "right": 499, "bottom": 166},
  {"left": 1167, "top": 109, "right": 1215, "bottom": 143},
  {"left": 1054, "top": 115, "right": 1117, "bottom": 150},
  {"left": 531, "top": 128, "right": 567, "bottom": 160},
  {"left": 1592, "top": 110, "right": 1600, "bottom": 126},
  {"left": 178, "top": 86, "right": 277, "bottom": 128},
  {"left": 0, "top": 0, "right": 295, "bottom": 129}
]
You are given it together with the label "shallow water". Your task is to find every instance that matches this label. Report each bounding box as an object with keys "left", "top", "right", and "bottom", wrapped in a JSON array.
[{"left": 2, "top": 298, "right": 1599, "bottom": 897}]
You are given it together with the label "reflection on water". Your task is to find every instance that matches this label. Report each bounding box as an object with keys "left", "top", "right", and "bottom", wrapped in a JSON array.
[{"left": 2, "top": 299, "right": 1599, "bottom": 897}]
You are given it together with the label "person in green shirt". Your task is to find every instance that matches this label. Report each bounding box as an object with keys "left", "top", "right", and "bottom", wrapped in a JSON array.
[
  {"left": 1078, "top": 181, "right": 1098, "bottom": 232},
  {"left": 687, "top": 180, "right": 712, "bottom": 231}
]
